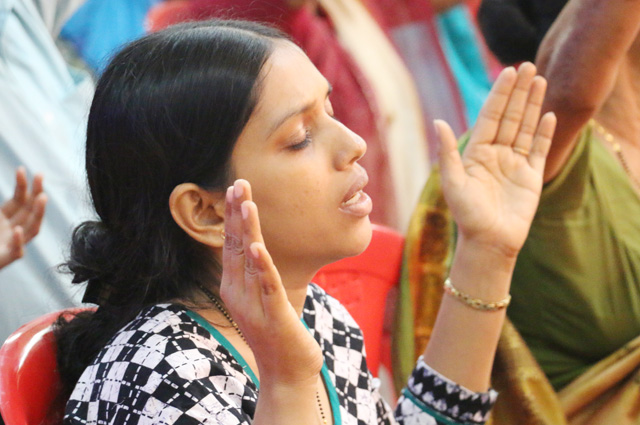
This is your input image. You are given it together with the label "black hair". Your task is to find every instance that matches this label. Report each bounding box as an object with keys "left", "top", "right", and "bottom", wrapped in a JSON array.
[
  {"left": 477, "top": 0, "right": 568, "bottom": 65},
  {"left": 55, "top": 19, "right": 289, "bottom": 395}
]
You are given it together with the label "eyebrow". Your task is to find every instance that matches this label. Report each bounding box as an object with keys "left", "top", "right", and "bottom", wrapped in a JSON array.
[{"left": 268, "top": 82, "right": 333, "bottom": 136}]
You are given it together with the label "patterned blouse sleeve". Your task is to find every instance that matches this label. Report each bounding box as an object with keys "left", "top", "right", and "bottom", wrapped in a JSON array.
[{"left": 394, "top": 357, "right": 498, "bottom": 425}]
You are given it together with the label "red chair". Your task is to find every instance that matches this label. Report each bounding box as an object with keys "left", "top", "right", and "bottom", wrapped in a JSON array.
[
  {"left": 314, "top": 224, "right": 404, "bottom": 379},
  {"left": 0, "top": 308, "right": 85, "bottom": 425}
]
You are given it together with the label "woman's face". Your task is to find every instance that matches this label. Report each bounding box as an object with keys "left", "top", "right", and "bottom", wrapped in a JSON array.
[{"left": 231, "top": 41, "right": 372, "bottom": 275}]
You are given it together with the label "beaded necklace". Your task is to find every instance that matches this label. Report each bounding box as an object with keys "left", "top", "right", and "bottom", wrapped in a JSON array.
[
  {"left": 198, "top": 284, "right": 329, "bottom": 424},
  {"left": 592, "top": 120, "right": 640, "bottom": 190}
]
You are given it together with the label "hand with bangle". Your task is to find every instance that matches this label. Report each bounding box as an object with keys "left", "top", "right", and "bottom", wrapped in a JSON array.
[{"left": 423, "top": 62, "right": 556, "bottom": 392}]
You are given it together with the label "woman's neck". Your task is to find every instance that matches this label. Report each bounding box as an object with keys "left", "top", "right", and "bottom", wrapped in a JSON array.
[
  {"left": 279, "top": 268, "right": 318, "bottom": 317},
  {"left": 596, "top": 57, "right": 640, "bottom": 145}
]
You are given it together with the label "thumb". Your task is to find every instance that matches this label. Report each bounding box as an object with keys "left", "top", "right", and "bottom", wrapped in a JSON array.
[{"left": 435, "top": 119, "right": 465, "bottom": 191}]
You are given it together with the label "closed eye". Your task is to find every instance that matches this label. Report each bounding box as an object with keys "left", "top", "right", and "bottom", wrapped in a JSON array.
[{"left": 289, "top": 129, "right": 312, "bottom": 151}]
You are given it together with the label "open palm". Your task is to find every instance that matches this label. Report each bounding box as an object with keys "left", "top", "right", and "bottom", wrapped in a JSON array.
[
  {"left": 0, "top": 168, "right": 47, "bottom": 269},
  {"left": 437, "top": 63, "right": 556, "bottom": 256},
  {"left": 220, "top": 180, "right": 324, "bottom": 386}
]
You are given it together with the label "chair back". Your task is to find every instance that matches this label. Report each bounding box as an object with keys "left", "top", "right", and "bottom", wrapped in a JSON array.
[
  {"left": 0, "top": 309, "right": 84, "bottom": 425},
  {"left": 314, "top": 224, "right": 404, "bottom": 377}
]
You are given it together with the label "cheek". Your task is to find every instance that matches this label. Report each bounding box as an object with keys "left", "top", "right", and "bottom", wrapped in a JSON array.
[{"left": 252, "top": 173, "right": 325, "bottom": 222}]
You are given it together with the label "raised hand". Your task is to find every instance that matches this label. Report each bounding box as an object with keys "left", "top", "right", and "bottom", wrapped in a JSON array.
[
  {"left": 0, "top": 167, "right": 47, "bottom": 269},
  {"left": 436, "top": 62, "right": 557, "bottom": 257},
  {"left": 220, "top": 179, "right": 323, "bottom": 386}
]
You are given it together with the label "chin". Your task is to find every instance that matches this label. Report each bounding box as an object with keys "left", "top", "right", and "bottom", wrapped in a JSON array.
[{"left": 336, "top": 217, "right": 373, "bottom": 260}]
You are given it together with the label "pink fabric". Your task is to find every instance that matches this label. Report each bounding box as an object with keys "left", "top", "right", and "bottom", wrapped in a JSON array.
[{"left": 362, "top": 0, "right": 468, "bottom": 157}]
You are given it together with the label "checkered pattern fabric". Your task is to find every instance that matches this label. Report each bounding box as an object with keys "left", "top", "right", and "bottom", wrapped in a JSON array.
[{"left": 65, "top": 284, "right": 496, "bottom": 424}]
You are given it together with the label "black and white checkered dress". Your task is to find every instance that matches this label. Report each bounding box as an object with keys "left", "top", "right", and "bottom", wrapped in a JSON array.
[{"left": 65, "top": 284, "right": 497, "bottom": 425}]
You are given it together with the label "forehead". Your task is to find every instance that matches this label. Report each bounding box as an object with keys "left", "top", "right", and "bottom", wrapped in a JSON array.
[{"left": 251, "top": 41, "right": 328, "bottom": 119}]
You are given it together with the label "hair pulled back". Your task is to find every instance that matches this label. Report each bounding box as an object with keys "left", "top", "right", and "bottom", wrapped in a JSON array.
[
  {"left": 55, "top": 19, "right": 289, "bottom": 394},
  {"left": 477, "top": 0, "right": 568, "bottom": 65}
]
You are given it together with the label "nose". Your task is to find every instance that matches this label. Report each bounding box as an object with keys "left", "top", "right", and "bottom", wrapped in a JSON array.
[{"left": 333, "top": 122, "right": 367, "bottom": 170}]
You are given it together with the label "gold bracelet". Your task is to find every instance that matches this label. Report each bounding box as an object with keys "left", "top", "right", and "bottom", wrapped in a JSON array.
[{"left": 443, "top": 278, "right": 511, "bottom": 311}]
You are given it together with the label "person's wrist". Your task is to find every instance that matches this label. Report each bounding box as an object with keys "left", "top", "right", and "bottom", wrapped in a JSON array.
[
  {"left": 456, "top": 232, "right": 522, "bottom": 262},
  {"left": 448, "top": 236, "right": 518, "bottom": 302}
]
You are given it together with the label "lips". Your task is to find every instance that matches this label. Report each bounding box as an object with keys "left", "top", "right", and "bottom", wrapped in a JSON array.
[
  {"left": 342, "top": 170, "right": 368, "bottom": 203},
  {"left": 340, "top": 169, "right": 372, "bottom": 217}
]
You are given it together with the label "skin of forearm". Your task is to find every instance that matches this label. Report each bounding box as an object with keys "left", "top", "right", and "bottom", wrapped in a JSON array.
[
  {"left": 538, "top": 1, "right": 639, "bottom": 117},
  {"left": 537, "top": 0, "right": 640, "bottom": 181},
  {"left": 422, "top": 237, "right": 517, "bottom": 392}
]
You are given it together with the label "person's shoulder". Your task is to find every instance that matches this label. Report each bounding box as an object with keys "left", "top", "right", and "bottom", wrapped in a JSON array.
[
  {"left": 116, "top": 303, "right": 202, "bottom": 343},
  {"left": 71, "top": 304, "right": 231, "bottom": 393},
  {"left": 66, "top": 304, "right": 256, "bottom": 424},
  {"left": 91, "top": 304, "right": 220, "bottom": 377}
]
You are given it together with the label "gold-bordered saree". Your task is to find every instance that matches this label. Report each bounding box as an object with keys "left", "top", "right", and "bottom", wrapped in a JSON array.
[{"left": 394, "top": 166, "right": 640, "bottom": 425}]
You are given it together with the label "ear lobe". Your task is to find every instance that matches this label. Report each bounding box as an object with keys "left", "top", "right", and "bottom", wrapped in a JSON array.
[{"left": 169, "top": 183, "right": 226, "bottom": 248}]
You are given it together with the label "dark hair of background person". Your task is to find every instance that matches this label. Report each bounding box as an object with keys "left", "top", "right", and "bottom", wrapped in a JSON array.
[
  {"left": 54, "top": 19, "right": 290, "bottom": 396},
  {"left": 477, "top": 0, "right": 568, "bottom": 65}
]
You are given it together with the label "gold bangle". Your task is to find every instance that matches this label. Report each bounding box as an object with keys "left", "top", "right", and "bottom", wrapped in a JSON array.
[{"left": 443, "top": 278, "right": 511, "bottom": 311}]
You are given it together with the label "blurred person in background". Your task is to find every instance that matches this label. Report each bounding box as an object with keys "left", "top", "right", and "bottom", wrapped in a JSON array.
[
  {"left": 399, "top": 0, "right": 640, "bottom": 423},
  {"left": 59, "top": 0, "right": 163, "bottom": 75},
  {"left": 0, "top": 168, "right": 47, "bottom": 271},
  {"left": 0, "top": 0, "right": 93, "bottom": 344}
]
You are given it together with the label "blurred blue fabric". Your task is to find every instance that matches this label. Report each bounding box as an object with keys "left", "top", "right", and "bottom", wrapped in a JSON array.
[
  {"left": 60, "top": 0, "right": 161, "bottom": 74},
  {"left": 436, "top": 5, "right": 492, "bottom": 127},
  {"left": 0, "top": 0, "right": 94, "bottom": 343}
]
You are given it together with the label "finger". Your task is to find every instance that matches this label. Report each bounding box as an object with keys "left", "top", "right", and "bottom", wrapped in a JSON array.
[
  {"left": 512, "top": 76, "right": 547, "bottom": 154},
  {"left": 435, "top": 119, "right": 466, "bottom": 191},
  {"left": 528, "top": 112, "right": 557, "bottom": 173},
  {"left": 495, "top": 62, "right": 538, "bottom": 146},
  {"left": 221, "top": 186, "right": 238, "bottom": 289},
  {"left": 8, "top": 182, "right": 46, "bottom": 227},
  {"left": 31, "top": 174, "right": 44, "bottom": 197},
  {"left": 222, "top": 180, "right": 252, "bottom": 293},
  {"left": 21, "top": 193, "right": 47, "bottom": 242},
  {"left": 247, "top": 241, "right": 290, "bottom": 321},
  {"left": 241, "top": 201, "right": 265, "bottom": 262},
  {"left": 13, "top": 167, "right": 28, "bottom": 203},
  {"left": 242, "top": 200, "right": 266, "bottom": 307},
  {"left": 2, "top": 167, "right": 28, "bottom": 217},
  {"left": 469, "top": 66, "right": 517, "bottom": 146}
]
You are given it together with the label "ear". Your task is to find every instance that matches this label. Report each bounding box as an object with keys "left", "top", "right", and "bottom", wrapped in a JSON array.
[{"left": 169, "top": 183, "right": 226, "bottom": 248}]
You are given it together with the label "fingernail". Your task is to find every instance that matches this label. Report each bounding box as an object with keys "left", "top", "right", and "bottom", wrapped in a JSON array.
[
  {"left": 250, "top": 242, "right": 260, "bottom": 259},
  {"left": 433, "top": 120, "right": 441, "bottom": 138},
  {"left": 241, "top": 202, "right": 249, "bottom": 219},
  {"left": 234, "top": 182, "right": 244, "bottom": 198},
  {"left": 226, "top": 186, "right": 233, "bottom": 203}
]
